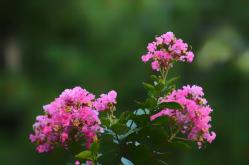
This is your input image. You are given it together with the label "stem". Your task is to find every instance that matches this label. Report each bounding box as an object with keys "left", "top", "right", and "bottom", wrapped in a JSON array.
[
  {"left": 168, "top": 128, "right": 180, "bottom": 142},
  {"left": 162, "top": 69, "right": 168, "bottom": 83},
  {"left": 168, "top": 131, "right": 177, "bottom": 142},
  {"left": 108, "top": 106, "right": 116, "bottom": 126},
  {"left": 173, "top": 137, "right": 193, "bottom": 141},
  {"left": 159, "top": 68, "right": 168, "bottom": 85}
]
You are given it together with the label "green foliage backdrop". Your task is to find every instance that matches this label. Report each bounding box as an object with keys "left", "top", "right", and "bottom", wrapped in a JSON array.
[{"left": 0, "top": 0, "right": 249, "bottom": 164}]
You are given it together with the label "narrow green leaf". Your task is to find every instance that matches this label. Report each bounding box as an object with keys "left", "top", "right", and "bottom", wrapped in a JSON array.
[
  {"left": 119, "top": 111, "right": 132, "bottom": 124},
  {"left": 150, "top": 75, "right": 159, "bottom": 81},
  {"left": 142, "top": 82, "right": 155, "bottom": 91},
  {"left": 151, "top": 116, "right": 169, "bottom": 125},
  {"left": 100, "top": 117, "right": 110, "bottom": 127},
  {"left": 131, "top": 114, "right": 150, "bottom": 126},
  {"left": 161, "top": 85, "right": 175, "bottom": 96},
  {"left": 75, "top": 150, "right": 92, "bottom": 160},
  {"left": 111, "top": 123, "right": 129, "bottom": 135},
  {"left": 166, "top": 77, "right": 180, "bottom": 85},
  {"left": 158, "top": 102, "right": 183, "bottom": 110},
  {"left": 90, "top": 142, "right": 100, "bottom": 155},
  {"left": 144, "top": 98, "right": 157, "bottom": 108}
]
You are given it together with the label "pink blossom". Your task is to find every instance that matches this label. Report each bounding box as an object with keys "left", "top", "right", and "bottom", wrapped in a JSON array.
[
  {"left": 93, "top": 90, "right": 117, "bottom": 111},
  {"left": 156, "top": 36, "right": 164, "bottom": 45},
  {"left": 170, "top": 39, "right": 188, "bottom": 54},
  {"left": 75, "top": 160, "right": 80, "bottom": 165},
  {"left": 161, "top": 31, "right": 174, "bottom": 44},
  {"left": 86, "top": 161, "right": 93, "bottom": 165},
  {"left": 204, "top": 132, "right": 216, "bottom": 143},
  {"left": 151, "top": 61, "right": 160, "bottom": 71},
  {"left": 29, "top": 134, "right": 36, "bottom": 143},
  {"left": 186, "top": 51, "right": 194, "bottom": 63},
  {"left": 151, "top": 85, "right": 216, "bottom": 147},
  {"left": 150, "top": 109, "right": 174, "bottom": 121},
  {"left": 141, "top": 31, "right": 194, "bottom": 72},
  {"left": 36, "top": 144, "right": 51, "bottom": 153},
  {"left": 60, "top": 132, "right": 68, "bottom": 143},
  {"left": 141, "top": 53, "right": 153, "bottom": 63},
  {"left": 30, "top": 87, "right": 103, "bottom": 153},
  {"left": 147, "top": 42, "right": 156, "bottom": 52}
]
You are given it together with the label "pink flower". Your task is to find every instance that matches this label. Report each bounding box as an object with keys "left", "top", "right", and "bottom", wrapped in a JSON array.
[
  {"left": 156, "top": 36, "right": 164, "bottom": 45},
  {"left": 186, "top": 51, "right": 194, "bottom": 63},
  {"left": 30, "top": 87, "right": 102, "bottom": 153},
  {"left": 141, "top": 31, "right": 194, "bottom": 72},
  {"left": 86, "top": 161, "right": 93, "bottom": 165},
  {"left": 170, "top": 39, "right": 188, "bottom": 54},
  {"left": 75, "top": 160, "right": 80, "bottom": 165},
  {"left": 151, "top": 85, "right": 216, "bottom": 148},
  {"left": 204, "top": 132, "right": 216, "bottom": 143},
  {"left": 60, "top": 132, "right": 68, "bottom": 143},
  {"left": 161, "top": 31, "right": 174, "bottom": 44},
  {"left": 154, "top": 51, "right": 171, "bottom": 60},
  {"left": 93, "top": 90, "right": 117, "bottom": 111},
  {"left": 150, "top": 109, "right": 174, "bottom": 121},
  {"left": 108, "top": 90, "right": 117, "bottom": 103},
  {"left": 151, "top": 61, "right": 160, "bottom": 71},
  {"left": 141, "top": 53, "right": 153, "bottom": 63},
  {"left": 147, "top": 42, "right": 156, "bottom": 52},
  {"left": 36, "top": 144, "right": 51, "bottom": 153},
  {"left": 29, "top": 134, "right": 36, "bottom": 143},
  {"left": 43, "top": 126, "right": 52, "bottom": 135}
]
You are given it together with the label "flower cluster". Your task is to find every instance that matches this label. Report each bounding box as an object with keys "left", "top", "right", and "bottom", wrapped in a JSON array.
[
  {"left": 93, "top": 90, "right": 117, "bottom": 111},
  {"left": 29, "top": 87, "right": 117, "bottom": 153},
  {"left": 141, "top": 31, "right": 194, "bottom": 71},
  {"left": 151, "top": 85, "right": 216, "bottom": 148}
]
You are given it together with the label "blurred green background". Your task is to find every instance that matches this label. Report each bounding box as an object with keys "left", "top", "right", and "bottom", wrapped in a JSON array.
[{"left": 0, "top": 0, "right": 249, "bottom": 164}]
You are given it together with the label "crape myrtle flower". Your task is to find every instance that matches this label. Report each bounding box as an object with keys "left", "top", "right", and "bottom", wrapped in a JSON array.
[
  {"left": 29, "top": 87, "right": 106, "bottom": 153},
  {"left": 93, "top": 90, "right": 117, "bottom": 112},
  {"left": 151, "top": 85, "right": 216, "bottom": 148},
  {"left": 141, "top": 32, "right": 194, "bottom": 71}
]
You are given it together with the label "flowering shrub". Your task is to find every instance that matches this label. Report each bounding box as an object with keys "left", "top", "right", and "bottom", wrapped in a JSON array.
[{"left": 30, "top": 32, "right": 216, "bottom": 165}]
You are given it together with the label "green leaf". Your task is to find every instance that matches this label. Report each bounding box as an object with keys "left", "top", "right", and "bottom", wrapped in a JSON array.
[
  {"left": 142, "top": 82, "right": 155, "bottom": 91},
  {"left": 151, "top": 116, "right": 169, "bottom": 126},
  {"left": 100, "top": 117, "right": 110, "bottom": 127},
  {"left": 150, "top": 75, "right": 159, "bottom": 81},
  {"left": 75, "top": 150, "right": 92, "bottom": 160},
  {"left": 131, "top": 114, "right": 150, "bottom": 127},
  {"left": 166, "top": 77, "right": 180, "bottom": 85},
  {"left": 158, "top": 102, "right": 183, "bottom": 110},
  {"left": 98, "top": 134, "right": 121, "bottom": 164},
  {"left": 134, "top": 100, "right": 145, "bottom": 107},
  {"left": 90, "top": 142, "right": 100, "bottom": 155},
  {"left": 119, "top": 111, "right": 132, "bottom": 124},
  {"left": 161, "top": 85, "right": 175, "bottom": 96},
  {"left": 111, "top": 123, "right": 129, "bottom": 135},
  {"left": 123, "top": 143, "right": 159, "bottom": 165},
  {"left": 144, "top": 98, "right": 157, "bottom": 108},
  {"left": 155, "top": 81, "right": 165, "bottom": 92}
]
